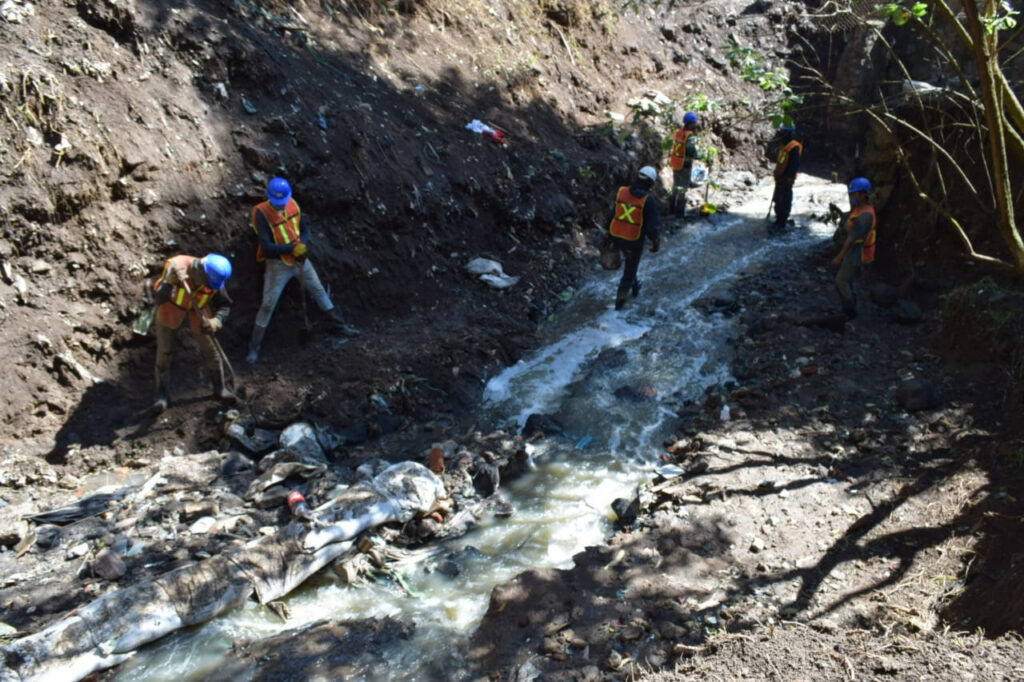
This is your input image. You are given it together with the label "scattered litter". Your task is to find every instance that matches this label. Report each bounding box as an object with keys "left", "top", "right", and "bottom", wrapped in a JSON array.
[
  {"left": 465, "top": 119, "right": 507, "bottom": 144},
  {"left": 213, "top": 82, "right": 228, "bottom": 99},
  {"left": 465, "top": 257, "right": 520, "bottom": 289},
  {"left": 317, "top": 113, "right": 327, "bottom": 130},
  {"left": 719, "top": 405, "right": 731, "bottom": 421},
  {"left": 241, "top": 95, "right": 257, "bottom": 114}
]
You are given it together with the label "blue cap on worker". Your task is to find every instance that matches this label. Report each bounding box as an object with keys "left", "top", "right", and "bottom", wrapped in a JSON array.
[
  {"left": 266, "top": 177, "right": 292, "bottom": 207},
  {"left": 203, "top": 254, "right": 232, "bottom": 290},
  {"left": 779, "top": 122, "right": 796, "bottom": 132},
  {"left": 848, "top": 177, "right": 872, "bottom": 193},
  {"left": 683, "top": 111, "right": 698, "bottom": 125}
]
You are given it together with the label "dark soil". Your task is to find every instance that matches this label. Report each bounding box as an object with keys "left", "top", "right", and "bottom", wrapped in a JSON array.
[{"left": 1, "top": 0, "right": 1024, "bottom": 680}]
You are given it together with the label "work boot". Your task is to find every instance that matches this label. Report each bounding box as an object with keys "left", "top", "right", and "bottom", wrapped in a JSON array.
[
  {"left": 246, "top": 324, "right": 267, "bottom": 364},
  {"left": 630, "top": 279, "right": 642, "bottom": 298},
  {"left": 326, "top": 307, "right": 360, "bottom": 337},
  {"left": 152, "top": 368, "right": 171, "bottom": 414}
]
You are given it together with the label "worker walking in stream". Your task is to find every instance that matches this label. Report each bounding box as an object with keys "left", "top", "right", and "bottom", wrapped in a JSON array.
[
  {"left": 246, "top": 177, "right": 359, "bottom": 364},
  {"left": 608, "top": 166, "right": 661, "bottom": 310},
  {"left": 770, "top": 122, "right": 803, "bottom": 231},
  {"left": 151, "top": 253, "right": 235, "bottom": 412}
]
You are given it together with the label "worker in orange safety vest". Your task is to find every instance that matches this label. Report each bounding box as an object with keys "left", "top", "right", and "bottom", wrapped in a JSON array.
[
  {"left": 245, "top": 177, "right": 359, "bottom": 364},
  {"left": 668, "top": 111, "right": 704, "bottom": 218},
  {"left": 832, "top": 177, "right": 877, "bottom": 320},
  {"left": 151, "top": 253, "right": 235, "bottom": 412},
  {"left": 607, "top": 166, "right": 661, "bottom": 310},
  {"left": 770, "top": 122, "right": 803, "bottom": 231}
]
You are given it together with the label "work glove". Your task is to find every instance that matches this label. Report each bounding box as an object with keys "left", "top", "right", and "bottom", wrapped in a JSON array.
[
  {"left": 201, "top": 316, "right": 222, "bottom": 335},
  {"left": 292, "top": 242, "right": 308, "bottom": 260},
  {"left": 650, "top": 239, "right": 661, "bottom": 254},
  {"left": 169, "top": 263, "right": 189, "bottom": 284}
]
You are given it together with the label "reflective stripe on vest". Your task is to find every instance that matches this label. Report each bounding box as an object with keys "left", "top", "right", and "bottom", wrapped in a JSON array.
[
  {"left": 669, "top": 128, "right": 693, "bottom": 171},
  {"left": 608, "top": 186, "right": 647, "bottom": 241},
  {"left": 252, "top": 199, "right": 302, "bottom": 266},
  {"left": 849, "top": 204, "right": 877, "bottom": 264},
  {"left": 775, "top": 140, "right": 803, "bottom": 175}
]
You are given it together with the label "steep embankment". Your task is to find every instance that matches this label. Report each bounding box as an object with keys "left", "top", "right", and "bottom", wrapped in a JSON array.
[{"left": 0, "top": 0, "right": 790, "bottom": 472}]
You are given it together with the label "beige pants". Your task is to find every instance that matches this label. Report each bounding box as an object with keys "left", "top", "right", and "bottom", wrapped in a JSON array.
[
  {"left": 254, "top": 259, "right": 334, "bottom": 328},
  {"left": 155, "top": 322, "right": 218, "bottom": 373}
]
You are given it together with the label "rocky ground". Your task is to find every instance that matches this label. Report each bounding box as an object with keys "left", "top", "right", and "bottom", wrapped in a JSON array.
[
  {"left": 1, "top": 0, "right": 1023, "bottom": 680},
  {"left": 464, "top": 237, "right": 1024, "bottom": 681}
]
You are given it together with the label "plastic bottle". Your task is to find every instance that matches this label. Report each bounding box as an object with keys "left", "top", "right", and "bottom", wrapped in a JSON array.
[
  {"left": 719, "top": 404, "right": 731, "bottom": 421},
  {"left": 287, "top": 491, "right": 313, "bottom": 521}
]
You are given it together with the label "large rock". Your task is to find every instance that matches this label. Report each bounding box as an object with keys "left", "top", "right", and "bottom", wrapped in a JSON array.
[
  {"left": 869, "top": 283, "right": 899, "bottom": 308},
  {"left": 895, "top": 378, "right": 941, "bottom": 411},
  {"left": 892, "top": 299, "right": 924, "bottom": 324}
]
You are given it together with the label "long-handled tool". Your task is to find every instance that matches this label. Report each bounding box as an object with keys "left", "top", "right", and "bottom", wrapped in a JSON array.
[
  {"left": 699, "top": 162, "right": 718, "bottom": 216},
  {"left": 297, "top": 259, "right": 313, "bottom": 345},
  {"left": 181, "top": 280, "right": 239, "bottom": 391}
]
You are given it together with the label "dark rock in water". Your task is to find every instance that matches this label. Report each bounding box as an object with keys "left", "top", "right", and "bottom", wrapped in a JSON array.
[
  {"left": 692, "top": 294, "right": 741, "bottom": 316},
  {"left": 208, "top": 617, "right": 415, "bottom": 682},
  {"left": 611, "top": 497, "right": 639, "bottom": 526},
  {"left": 870, "top": 283, "right": 899, "bottom": 308},
  {"left": 523, "top": 413, "right": 564, "bottom": 437},
  {"left": 613, "top": 385, "right": 656, "bottom": 403},
  {"left": 895, "top": 378, "right": 941, "bottom": 411},
  {"left": 893, "top": 299, "right": 924, "bottom": 324}
]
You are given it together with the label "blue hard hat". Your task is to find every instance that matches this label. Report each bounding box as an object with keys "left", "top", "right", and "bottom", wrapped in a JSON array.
[
  {"left": 203, "top": 254, "right": 232, "bottom": 290},
  {"left": 266, "top": 177, "right": 292, "bottom": 206},
  {"left": 779, "top": 122, "right": 796, "bottom": 132},
  {"left": 683, "top": 111, "right": 699, "bottom": 125},
  {"left": 848, "top": 177, "right": 872, "bottom": 193}
]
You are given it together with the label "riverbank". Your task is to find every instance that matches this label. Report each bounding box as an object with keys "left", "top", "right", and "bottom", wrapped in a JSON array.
[{"left": 466, "top": 234, "right": 1024, "bottom": 680}]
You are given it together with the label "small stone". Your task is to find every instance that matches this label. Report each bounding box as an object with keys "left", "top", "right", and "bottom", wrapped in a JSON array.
[
  {"left": 92, "top": 548, "right": 127, "bottom": 580},
  {"left": 750, "top": 537, "right": 766, "bottom": 553},
  {"left": 66, "top": 542, "right": 89, "bottom": 559},
  {"left": 189, "top": 516, "right": 218, "bottom": 534}
]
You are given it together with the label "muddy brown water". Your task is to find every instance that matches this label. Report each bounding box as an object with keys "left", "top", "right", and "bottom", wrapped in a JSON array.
[{"left": 111, "top": 176, "right": 847, "bottom": 681}]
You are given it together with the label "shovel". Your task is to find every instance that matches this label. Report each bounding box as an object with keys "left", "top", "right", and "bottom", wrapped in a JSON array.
[
  {"left": 297, "top": 259, "right": 313, "bottom": 345},
  {"left": 182, "top": 280, "right": 240, "bottom": 392}
]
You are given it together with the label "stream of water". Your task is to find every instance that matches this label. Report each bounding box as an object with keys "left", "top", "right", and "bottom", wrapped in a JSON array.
[{"left": 112, "top": 176, "right": 845, "bottom": 681}]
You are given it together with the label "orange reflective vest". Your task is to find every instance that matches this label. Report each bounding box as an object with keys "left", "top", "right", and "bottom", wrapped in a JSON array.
[
  {"left": 252, "top": 199, "right": 302, "bottom": 266},
  {"left": 608, "top": 187, "right": 647, "bottom": 241},
  {"left": 153, "top": 255, "right": 215, "bottom": 331},
  {"left": 669, "top": 128, "right": 694, "bottom": 171},
  {"left": 774, "top": 140, "right": 803, "bottom": 179},
  {"left": 849, "top": 204, "right": 877, "bottom": 264}
]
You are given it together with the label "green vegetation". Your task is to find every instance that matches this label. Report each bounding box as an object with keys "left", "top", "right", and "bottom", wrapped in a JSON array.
[{"left": 724, "top": 39, "right": 803, "bottom": 128}]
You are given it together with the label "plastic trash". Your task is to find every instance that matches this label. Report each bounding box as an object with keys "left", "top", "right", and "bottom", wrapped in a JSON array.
[
  {"left": 465, "top": 119, "right": 507, "bottom": 144},
  {"left": 241, "top": 95, "right": 257, "bottom": 114},
  {"left": 287, "top": 491, "right": 313, "bottom": 520},
  {"left": 719, "top": 405, "right": 731, "bottom": 421},
  {"left": 574, "top": 435, "right": 593, "bottom": 450}
]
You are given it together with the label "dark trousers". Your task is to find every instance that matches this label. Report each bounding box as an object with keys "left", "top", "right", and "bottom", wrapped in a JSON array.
[
  {"left": 835, "top": 251, "right": 861, "bottom": 318},
  {"left": 616, "top": 244, "right": 643, "bottom": 302},
  {"left": 773, "top": 179, "right": 794, "bottom": 227},
  {"left": 671, "top": 169, "right": 690, "bottom": 215}
]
